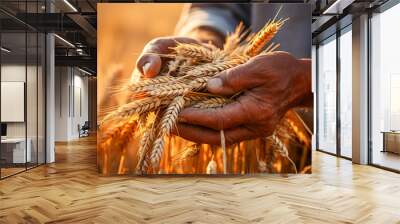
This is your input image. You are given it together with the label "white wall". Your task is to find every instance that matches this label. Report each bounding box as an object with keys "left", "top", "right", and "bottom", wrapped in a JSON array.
[
  {"left": 1, "top": 65, "right": 40, "bottom": 138},
  {"left": 1, "top": 64, "right": 46, "bottom": 163},
  {"left": 54, "top": 67, "right": 89, "bottom": 141}
]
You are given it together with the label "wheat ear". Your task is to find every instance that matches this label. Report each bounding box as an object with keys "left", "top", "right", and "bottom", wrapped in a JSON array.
[
  {"left": 101, "top": 97, "right": 170, "bottom": 123},
  {"left": 126, "top": 75, "right": 175, "bottom": 92},
  {"left": 192, "top": 97, "right": 233, "bottom": 109},
  {"left": 245, "top": 19, "right": 287, "bottom": 56},
  {"left": 136, "top": 125, "right": 157, "bottom": 174},
  {"left": 270, "top": 133, "right": 297, "bottom": 174},
  {"left": 150, "top": 96, "right": 185, "bottom": 167},
  {"left": 173, "top": 43, "right": 215, "bottom": 62},
  {"left": 99, "top": 119, "right": 137, "bottom": 153},
  {"left": 223, "top": 22, "right": 247, "bottom": 53},
  {"left": 173, "top": 143, "right": 201, "bottom": 162},
  {"left": 186, "top": 58, "right": 248, "bottom": 77}
]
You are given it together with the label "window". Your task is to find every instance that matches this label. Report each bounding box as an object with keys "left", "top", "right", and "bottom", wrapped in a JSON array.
[
  {"left": 317, "top": 36, "right": 337, "bottom": 154},
  {"left": 339, "top": 27, "right": 352, "bottom": 158},
  {"left": 370, "top": 3, "right": 400, "bottom": 171}
]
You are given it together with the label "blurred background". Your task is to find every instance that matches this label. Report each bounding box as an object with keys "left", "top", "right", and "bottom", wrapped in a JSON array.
[{"left": 97, "top": 3, "right": 311, "bottom": 175}]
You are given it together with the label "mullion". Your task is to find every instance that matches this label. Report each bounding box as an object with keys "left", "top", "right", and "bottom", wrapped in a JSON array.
[
  {"left": 336, "top": 28, "right": 341, "bottom": 157},
  {"left": 36, "top": 0, "right": 39, "bottom": 168},
  {"left": 25, "top": 0, "right": 28, "bottom": 171},
  {"left": 0, "top": 21, "right": 2, "bottom": 179}
]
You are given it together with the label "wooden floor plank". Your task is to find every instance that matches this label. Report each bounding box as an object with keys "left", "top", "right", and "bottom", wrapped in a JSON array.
[{"left": 0, "top": 136, "right": 399, "bottom": 223}]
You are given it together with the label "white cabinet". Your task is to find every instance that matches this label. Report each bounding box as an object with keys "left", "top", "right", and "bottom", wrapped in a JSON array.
[{"left": 1, "top": 138, "right": 32, "bottom": 163}]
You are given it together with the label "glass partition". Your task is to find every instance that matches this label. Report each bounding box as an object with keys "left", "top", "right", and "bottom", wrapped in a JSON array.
[
  {"left": 317, "top": 35, "right": 337, "bottom": 154},
  {"left": 0, "top": 1, "right": 46, "bottom": 179},
  {"left": 1, "top": 30, "right": 28, "bottom": 177}
]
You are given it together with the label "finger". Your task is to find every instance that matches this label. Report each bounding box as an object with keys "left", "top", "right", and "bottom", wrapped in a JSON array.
[
  {"left": 172, "top": 123, "right": 220, "bottom": 145},
  {"left": 207, "top": 60, "right": 265, "bottom": 96},
  {"left": 136, "top": 37, "right": 199, "bottom": 77},
  {"left": 223, "top": 126, "right": 256, "bottom": 144},
  {"left": 178, "top": 100, "right": 251, "bottom": 130},
  {"left": 172, "top": 123, "right": 256, "bottom": 145},
  {"left": 136, "top": 54, "right": 162, "bottom": 78}
]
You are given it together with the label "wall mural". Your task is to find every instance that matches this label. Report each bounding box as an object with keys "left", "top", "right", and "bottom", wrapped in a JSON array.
[{"left": 97, "top": 3, "right": 312, "bottom": 175}]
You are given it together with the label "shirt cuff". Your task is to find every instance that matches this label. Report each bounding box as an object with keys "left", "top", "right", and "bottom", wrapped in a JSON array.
[{"left": 176, "top": 7, "right": 238, "bottom": 37}]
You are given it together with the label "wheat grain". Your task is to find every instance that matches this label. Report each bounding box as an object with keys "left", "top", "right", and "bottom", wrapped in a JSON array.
[
  {"left": 150, "top": 96, "right": 185, "bottom": 167},
  {"left": 192, "top": 97, "right": 233, "bottom": 109},
  {"left": 173, "top": 43, "right": 215, "bottom": 62}
]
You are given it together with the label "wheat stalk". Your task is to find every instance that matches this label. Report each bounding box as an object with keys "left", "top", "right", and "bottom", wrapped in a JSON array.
[
  {"left": 220, "top": 130, "right": 227, "bottom": 174},
  {"left": 101, "top": 12, "right": 289, "bottom": 174}
]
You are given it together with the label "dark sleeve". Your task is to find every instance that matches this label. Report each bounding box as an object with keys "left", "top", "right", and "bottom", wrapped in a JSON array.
[{"left": 175, "top": 3, "right": 251, "bottom": 37}]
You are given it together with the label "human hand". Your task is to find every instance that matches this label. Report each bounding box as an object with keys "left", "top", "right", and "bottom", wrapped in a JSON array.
[
  {"left": 173, "top": 51, "right": 312, "bottom": 145},
  {"left": 135, "top": 37, "right": 200, "bottom": 78},
  {"left": 135, "top": 27, "right": 225, "bottom": 78}
]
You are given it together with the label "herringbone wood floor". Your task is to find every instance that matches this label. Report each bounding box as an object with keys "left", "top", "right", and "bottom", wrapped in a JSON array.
[{"left": 1, "top": 136, "right": 399, "bottom": 224}]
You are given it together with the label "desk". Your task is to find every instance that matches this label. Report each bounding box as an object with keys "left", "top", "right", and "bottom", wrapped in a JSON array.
[
  {"left": 1, "top": 138, "right": 31, "bottom": 163},
  {"left": 382, "top": 131, "right": 400, "bottom": 154}
]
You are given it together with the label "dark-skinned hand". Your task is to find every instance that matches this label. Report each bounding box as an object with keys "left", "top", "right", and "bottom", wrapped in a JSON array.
[
  {"left": 135, "top": 33, "right": 311, "bottom": 145},
  {"left": 172, "top": 51, "right": 311, "bottom": 145}
]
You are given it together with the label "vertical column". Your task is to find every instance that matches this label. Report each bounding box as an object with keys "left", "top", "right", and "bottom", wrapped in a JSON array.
[
  {"left": 46, "top": 0, "right": 55, "bottom": 163},
  {"left": 352, "top": 14, "right": 369, "bottom": 164},
  {"left": 311, "top": 45, "right": 317, "bottom": 151}
]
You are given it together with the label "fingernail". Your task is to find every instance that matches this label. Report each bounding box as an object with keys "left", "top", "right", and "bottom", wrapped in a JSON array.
[
  {"left": 143, "top": 62, "right": 151, "bottom": 75},
  {"left": 208, "top": 78, "right": 222, "bottom": 90}
]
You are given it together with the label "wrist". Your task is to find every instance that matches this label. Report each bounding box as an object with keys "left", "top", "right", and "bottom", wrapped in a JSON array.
[{"left": 186, "top": 26, "right": 225, "bottom": 48}]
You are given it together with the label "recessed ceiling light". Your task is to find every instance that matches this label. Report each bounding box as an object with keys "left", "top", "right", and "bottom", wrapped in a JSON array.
[
  {"left": 54, "top": 34, "right": 75, "bottom": 48},
  {"left": 323, "top": 0, "right": 355, "bottom": 15},
  {"left": 78, "top": 67, "right": 93, "bottom": 76},
  {"left": 63, "top": 0, "right": 78, "bottom": 12},
  {"left": 1, "top": 47, "right": 11, "bottom": 53}
]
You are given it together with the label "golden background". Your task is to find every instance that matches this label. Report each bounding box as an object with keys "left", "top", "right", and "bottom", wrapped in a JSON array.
[{"left": 97, "top": 3, "right": 311, "bottom": 175}]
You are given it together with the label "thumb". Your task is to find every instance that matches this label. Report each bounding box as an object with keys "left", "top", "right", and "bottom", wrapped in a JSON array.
[
  {"left": 207, "top": 63, "right": 263, "bottom": 96},
  {"left": 136, "top": 54, "right": 162, "bottom": 78}
]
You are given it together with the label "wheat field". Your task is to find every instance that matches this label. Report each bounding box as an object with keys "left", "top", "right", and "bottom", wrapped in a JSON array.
[{"left": 97, "top": 4, "right": 312, "bottom": 175}]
